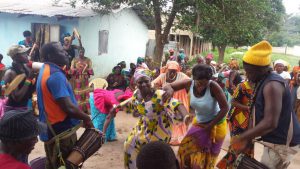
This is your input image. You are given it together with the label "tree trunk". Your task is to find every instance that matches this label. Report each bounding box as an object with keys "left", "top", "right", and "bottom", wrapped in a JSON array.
[
  {"left": 217, "top": 45, "right": 226, "bottom": 63},
  {"left": 154, "top": 35, "right": 164, "bottom": 67},
  {"left": 212, "top": 43, "right": 216, "bottom": 51}
]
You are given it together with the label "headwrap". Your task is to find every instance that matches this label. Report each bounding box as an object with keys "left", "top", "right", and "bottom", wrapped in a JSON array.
[
  {"left": 118, "top": 61, "right": 126, "bottom": 66},
  {"left": 229, "top": 58, "right": 239, "bottom": 70},
  {"left": 206, "top": 53, "right": 214, "bottom": 60},
  {"left": 133, "top": 68, "right": 152, "bottom": 82},
  {"left": 0, "top": 110, "right": 39, "bottom": 141},
  {"left": 137, "top": 63, "right": 149, "bottom": 70},
  {"left": 169, "top": 49, "right": 174, "bottom": 53},
  {"left": 243, "top": 40, "right": 272, "bottom": 66},
  {"left": 274, "top": 59, "right": 286, "bottom": 66},
  {"left": 166, "top": 61, "right": 180, "bottom": 72},
  {"left": 137, "top": 57, "right": 145, "bottom": 64}
]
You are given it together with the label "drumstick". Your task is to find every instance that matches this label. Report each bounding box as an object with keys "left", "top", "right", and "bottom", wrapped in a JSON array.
[
  {"left": 91, "top": 97, "right": 133, "bottom": 122},
  {"left": 82, "top": 64, "right": 88, "bottom": 74},
  {"left": 28, "top": 43, "right": 37, "bottom": 59},
  {"left": 119, "top": 97, "right": 133, "bottom": 107},
  {"left": 73, "top": 28, "right": 80, "bottom": 40}
]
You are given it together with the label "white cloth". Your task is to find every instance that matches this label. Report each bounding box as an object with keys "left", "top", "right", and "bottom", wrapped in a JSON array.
[
  {"left": 274, "top": 71, "right": 291, "bottom": 80},
  {"left": 261, "top": 144, "right": 300, "bottom": 169}
]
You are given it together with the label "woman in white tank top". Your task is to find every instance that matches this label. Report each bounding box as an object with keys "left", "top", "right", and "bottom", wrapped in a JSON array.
[{"left": 163, "top": 64, "right": 229, "bottom": 169}]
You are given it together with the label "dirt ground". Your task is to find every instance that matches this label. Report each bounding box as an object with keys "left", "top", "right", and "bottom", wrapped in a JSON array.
[{"left": 29, "top": 111, "right": 300, "bottom": 169}]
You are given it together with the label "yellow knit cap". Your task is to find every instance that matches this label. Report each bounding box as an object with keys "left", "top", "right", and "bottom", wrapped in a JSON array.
[{"left": 243, "top": 40, "right": 272, "bottom": 66}]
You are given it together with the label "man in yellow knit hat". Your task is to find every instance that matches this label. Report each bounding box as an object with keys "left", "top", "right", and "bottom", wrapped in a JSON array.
[{"left": 232, "top": 41, "right": 300, "bottom": 169}]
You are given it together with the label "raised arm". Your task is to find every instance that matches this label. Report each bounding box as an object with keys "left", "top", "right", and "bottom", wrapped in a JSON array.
[
  {"left": 3, "top": 69, "right": 34, "bottom": 102},
  {"left": 162, "top": 79, "right": 192, "bottom": 102}
]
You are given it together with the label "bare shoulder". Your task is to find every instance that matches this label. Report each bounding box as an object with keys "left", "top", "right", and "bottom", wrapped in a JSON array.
[
  {"left": 3, "top": 69, "right": 16, "bottom": 82},
  {"left": 263, "top": 81, "right": 285, "bottom": 93},
  {"left": 210, "top": 80, "right": 222, "bottom": 91}
]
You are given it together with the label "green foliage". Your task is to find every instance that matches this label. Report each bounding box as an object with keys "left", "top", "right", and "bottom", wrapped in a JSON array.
[
  {"left": 179, "top": 0, "right": 285, "bottom": 61},
  {"left": 188, "top": 47, "right": 300, "bottom": 68},
  {"left": 267, "top": 15, "right": 300, "bottom": 47}
]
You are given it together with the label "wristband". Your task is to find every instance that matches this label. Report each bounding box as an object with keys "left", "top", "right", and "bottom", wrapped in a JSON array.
[{"left": 24, "top": 79, "right": 32, "bottom": 86}]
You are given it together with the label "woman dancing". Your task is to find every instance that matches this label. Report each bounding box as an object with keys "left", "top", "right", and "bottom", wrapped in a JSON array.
[
  {"left": 163, "top": 64, "right": 229, "bottom": 169},
  {"left": 152, "top": 61, "right": 190, "bottom": 145},
  {"left": 103, "top": 68, "right": 190, "bottom": 169}
]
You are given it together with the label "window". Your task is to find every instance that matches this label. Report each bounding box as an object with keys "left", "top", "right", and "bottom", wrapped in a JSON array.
[
  {"left": 98, "top": 30, "right": 109, "bottom": 55},
  {"left": 31, "top": 23, "right": 60, "bottom": 45}
]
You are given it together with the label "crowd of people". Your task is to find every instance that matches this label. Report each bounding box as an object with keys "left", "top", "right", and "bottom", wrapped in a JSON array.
[{"left": 0, "top": 30, "right": 299, "bottom": 169}]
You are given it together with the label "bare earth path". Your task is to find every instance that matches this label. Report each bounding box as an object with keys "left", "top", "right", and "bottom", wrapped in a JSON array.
[{"left": 29, "top": 112, "right": 300, "bottom": 169}]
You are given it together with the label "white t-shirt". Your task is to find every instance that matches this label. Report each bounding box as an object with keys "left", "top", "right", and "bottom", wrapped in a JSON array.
[{"left": 274, "top": 71, "right": 291, "bottom": 80}]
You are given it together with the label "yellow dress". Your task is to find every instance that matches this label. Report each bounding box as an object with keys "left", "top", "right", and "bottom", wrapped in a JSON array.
[{"left": 124, "top": 89, "right": 181, "bottom": 169}]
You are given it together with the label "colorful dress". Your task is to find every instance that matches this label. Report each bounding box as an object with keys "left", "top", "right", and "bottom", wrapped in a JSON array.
[
  {"left": 178, "top": 80, "right": 227, "bottom": 169},
  {"left": 152, "top": 72, "right": 190, "bottom": 145},
  {"left": 70, "top": 57, "right": 93, "bottom": 114},
  {"left": 90, "top": 91, "right": 117, "bottom": 141},
  {"left": 124, "top": 90, "right": 181, "bottom": 169},
  {"left": 217, "top": 81, "right": 254, "bottom": 169}
]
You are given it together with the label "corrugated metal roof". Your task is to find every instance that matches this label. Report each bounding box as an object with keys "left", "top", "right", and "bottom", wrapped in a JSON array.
[{"left": 0, "top": 0, "right": 96, "bottom": 17}]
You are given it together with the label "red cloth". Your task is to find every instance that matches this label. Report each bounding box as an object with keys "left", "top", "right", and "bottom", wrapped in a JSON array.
[
  {"left": 0, "top": 63, "right": 5, "bottom": 70},
  {"left": 0, "top": 154, "right": 31, "bottom": 169}
]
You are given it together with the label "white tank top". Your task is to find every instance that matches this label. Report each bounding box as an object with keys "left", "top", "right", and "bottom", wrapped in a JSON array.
[{"left": 190, "top": 80, "right": 220, "bottom": 123}]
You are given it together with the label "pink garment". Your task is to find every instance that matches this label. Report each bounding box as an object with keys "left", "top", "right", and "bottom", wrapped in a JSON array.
[
  {"left": 223, "top": 70, "right": 230, "bottom": 78},
  {"left": 117, "top": 87, "right": 133, "bottom": 101},
  {"left": 93, "top": 88, "right": 133, "bottom": 114},
  {"left": 93, "top": 89, "right": 120, "bottom": 114},
  {"left": 0, "top": 98, "right": 8, "bottom": 119}
]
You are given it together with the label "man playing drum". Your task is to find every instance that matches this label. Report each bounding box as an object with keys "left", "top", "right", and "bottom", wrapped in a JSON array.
[
  {"left": 232, "top": 41, "right": 300, "bottom": 169},
  {"left": 37, "top": 42, "right": 93, "bottom": 169}
]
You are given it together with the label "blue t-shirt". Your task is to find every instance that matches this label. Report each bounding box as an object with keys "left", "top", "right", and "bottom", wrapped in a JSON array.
[
  {"left": 18, "top": 40, "right": 33, "bottom": 48},
  {"left": 37, "top": 63, "right": 80, "bottom": 141}
]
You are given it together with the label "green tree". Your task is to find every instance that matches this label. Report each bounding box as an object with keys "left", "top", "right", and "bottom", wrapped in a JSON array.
[
  {"left": 267, "top": 15, "right": 300, "bottom": 47},
  {"left": 73, "top": 0, "right": 191, "bottom": 66},
  {"left": 178, "top": 0, "right": 285, "bottom": 63}
]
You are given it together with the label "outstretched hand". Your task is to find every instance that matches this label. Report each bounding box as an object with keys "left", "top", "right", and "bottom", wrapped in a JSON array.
[{"left": 162, "top": 84, "right": 174, "bottom": 102}]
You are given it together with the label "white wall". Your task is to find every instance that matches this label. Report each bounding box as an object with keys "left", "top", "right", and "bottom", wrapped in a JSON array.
[
  {"left": 78, "top": 8, "right": 148, "bottom": 77},
  {"left": 272, "top": 46, "right": 300, "bottom": 57},
  {"left": 0, "top": 13, "right": 79, "bottom": 66}
]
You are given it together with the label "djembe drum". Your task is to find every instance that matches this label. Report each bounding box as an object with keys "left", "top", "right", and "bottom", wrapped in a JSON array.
[
  {"left": 67, "top": 128, "right": 104, "bottom": 167},
  {"left": 233, "top": 154, "right": 269, "bottom": 169}
]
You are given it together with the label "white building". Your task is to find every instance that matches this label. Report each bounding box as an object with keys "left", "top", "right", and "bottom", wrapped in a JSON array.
[{"left": 0, "top": 0, "right": 150, "bottom": 77}]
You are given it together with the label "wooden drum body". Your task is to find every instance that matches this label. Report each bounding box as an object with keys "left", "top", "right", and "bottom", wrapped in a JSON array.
[
  {"left": 234, "top": 154, "right": 269, "bottom": 169},
  {"left": 67, "top": 128, "right": 104, "bottom": 167}
]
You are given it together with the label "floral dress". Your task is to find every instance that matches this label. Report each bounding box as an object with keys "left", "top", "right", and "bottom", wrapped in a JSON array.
[{"left": 124, "top": 90, "right": 181, "bottom": 169}]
